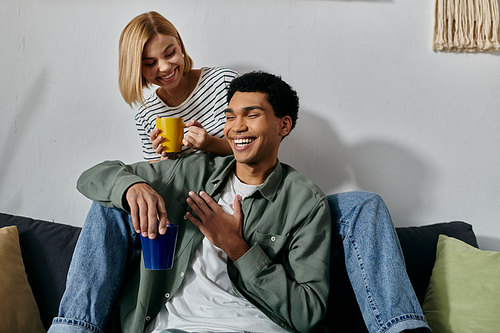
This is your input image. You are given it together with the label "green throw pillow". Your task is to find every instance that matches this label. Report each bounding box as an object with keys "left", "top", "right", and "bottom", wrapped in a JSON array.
[{"left": 423, "top": 234, "right": 500, "bottom": 333}]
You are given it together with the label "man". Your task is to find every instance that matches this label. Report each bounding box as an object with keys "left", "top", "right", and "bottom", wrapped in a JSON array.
[{"left": 49, "top": 71, "right": 430, "bottom": 333}]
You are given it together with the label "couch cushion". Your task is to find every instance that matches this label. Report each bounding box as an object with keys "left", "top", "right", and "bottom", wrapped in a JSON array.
[
  {"left": 0, "top": 226, "right": 45, "bottom": 333},
  {"left": 0, "top": 213, "right": 81, "bottom": 330},
  {"left": 423, "top": 235, "right": 500, "bottom": 333},
  {"left": 396, "top": 221, "right": 478, "bottom": 304}
]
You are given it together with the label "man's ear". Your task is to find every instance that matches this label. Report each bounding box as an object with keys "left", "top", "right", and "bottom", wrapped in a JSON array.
[{"left": 280, "top": 116, "right": 293, "bottom": 137}]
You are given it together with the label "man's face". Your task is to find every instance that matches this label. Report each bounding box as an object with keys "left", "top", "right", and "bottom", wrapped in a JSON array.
[{"left": 224, "top": 92, "right": 291, "bottom": 168}]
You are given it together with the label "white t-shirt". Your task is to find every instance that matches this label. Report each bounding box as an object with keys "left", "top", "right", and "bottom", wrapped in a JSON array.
[{"left": 145, "top": 173, "right": 288, "bottom": 332}]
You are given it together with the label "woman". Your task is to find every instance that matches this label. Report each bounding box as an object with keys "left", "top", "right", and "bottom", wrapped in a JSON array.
[{"left": 119, "top": 11, "right": 236, "bottom": 161}]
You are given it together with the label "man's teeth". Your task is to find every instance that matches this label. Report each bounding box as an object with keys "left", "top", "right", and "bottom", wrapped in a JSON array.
[{"left": 234, "top": 138, "right": 255, "bottom": 146}]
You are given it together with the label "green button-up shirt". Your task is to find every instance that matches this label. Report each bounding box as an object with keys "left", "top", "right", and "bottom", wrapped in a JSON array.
[{"left": 77, "top": 153, "right": 331, "bottom": 333}]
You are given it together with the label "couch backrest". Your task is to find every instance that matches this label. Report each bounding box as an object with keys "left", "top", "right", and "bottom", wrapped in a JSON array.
[
  {"left": 0, "top": 212, "right": 81, "bottom": 331},
  {"left": 1, "top": 212, "right": 478, "bottom": 333}
]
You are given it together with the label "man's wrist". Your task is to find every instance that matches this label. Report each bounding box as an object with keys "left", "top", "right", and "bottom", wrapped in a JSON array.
[{"left": 226, "top": 242, "right": 250, "bottom": 262}]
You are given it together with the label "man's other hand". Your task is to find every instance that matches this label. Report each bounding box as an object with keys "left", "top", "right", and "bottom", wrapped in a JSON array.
[
  {"left": 185, "top": 191, "right": 250, "bottom": 261},
  {"left": 125, "top": 183, "right": 168, "bottom": 239}
]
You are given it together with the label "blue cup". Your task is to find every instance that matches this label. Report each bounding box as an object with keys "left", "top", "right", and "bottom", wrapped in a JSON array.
[{"left": 140, "top": 223, "right": 178, "bottom": 270}]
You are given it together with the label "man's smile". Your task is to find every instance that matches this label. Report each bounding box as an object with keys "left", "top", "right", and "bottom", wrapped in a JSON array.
[{"left": 233, "top": 138, "right": 256, "bottom": 148}]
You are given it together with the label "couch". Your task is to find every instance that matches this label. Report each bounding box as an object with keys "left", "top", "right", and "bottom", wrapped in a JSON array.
[{"left": 0, "top": 212, "right": 481, "bottom": 332}]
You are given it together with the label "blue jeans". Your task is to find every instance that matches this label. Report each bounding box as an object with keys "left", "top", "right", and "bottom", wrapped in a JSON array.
[
  {"left": 48, "top": 202, "right": 139, "bottom": 333},
  {"left": 328, "top": 191, "right": 430, "bottom": 333},
  {"left": 48, "top": 192, "right": 429, "bottom": 333}
]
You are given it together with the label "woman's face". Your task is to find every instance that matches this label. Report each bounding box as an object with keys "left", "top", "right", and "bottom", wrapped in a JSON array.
[{"left": 141, "top": 34, "right": 184, "bottom": 90}]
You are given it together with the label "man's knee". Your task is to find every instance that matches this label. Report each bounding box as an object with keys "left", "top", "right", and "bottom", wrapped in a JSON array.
[{"left": 327, "top": 191, "right": 385, "bottom": 221}]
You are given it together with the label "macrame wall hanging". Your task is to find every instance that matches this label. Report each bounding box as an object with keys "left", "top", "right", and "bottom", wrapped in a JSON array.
[{"left": 434, "top": 0, "right": 500, "bottom": 52}]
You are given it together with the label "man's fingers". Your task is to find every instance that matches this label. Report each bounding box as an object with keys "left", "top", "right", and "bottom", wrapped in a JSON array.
[
  {"left": 139, "top": 200, "right": 150, "bottom": 237},
  {"left": 125, "top": 183, "right": 167, "bottom": 239},
  {"left": 186, "top": 191, "right": 217, "bottom": 217},
  {"left": 185, "top": 211, "right": 201, "bottom": 228},
  {"left": 233, "top": 195, "right": 243, "bottom": 220},
  {"left": 157, "top": 203, "right": 169, "bottom": 235},
  {"left": 147, "top": 205, "right": 159, "bottom": 239},
  {"left": 200, "top": 191, "right": 220, "bottom": 210},
  {"left": 186, "top": 193, "right": 205, "bottom": 220},
  {"left": 129, "top": 203, "right": 141, "bottom": 234}
]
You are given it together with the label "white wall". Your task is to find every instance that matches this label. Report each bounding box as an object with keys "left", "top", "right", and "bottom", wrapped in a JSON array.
[{"left": 2, "top": 1, "right": 499, "bottom": 250}]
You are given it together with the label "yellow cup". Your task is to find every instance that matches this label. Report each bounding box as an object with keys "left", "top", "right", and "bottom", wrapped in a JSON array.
[{"left": 155, "top": 117, "right": 186, "bottom": 153}]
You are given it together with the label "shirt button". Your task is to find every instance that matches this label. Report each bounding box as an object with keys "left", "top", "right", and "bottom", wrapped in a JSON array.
[
  {"left": 146, "top": 316, "right": 151, "bottom": 321},
  {"left": 183, "top": 215, "right": 188, "bottom": 220},
  {"left": 271, "top": 236, "right": 276, "bottom": 242},
  {"left": 165, "top": 293, "right": 170, "bottom": 298},
  {"left": 214, "top": 183, "right": 218, "bottom": 187},
  {"left": 180, "top": 272, "right": 185, "bottom": 277}
]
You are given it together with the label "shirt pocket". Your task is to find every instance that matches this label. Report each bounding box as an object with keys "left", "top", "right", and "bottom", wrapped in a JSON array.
[
  {"left": 252, "top": 231, "right": 289, "bottom": 259},
  {"left": 166, "top": 200, "right": 187, "bottom": 225},
  {"left": 166, "top": 200, "right": 196, "bottom": 259}
]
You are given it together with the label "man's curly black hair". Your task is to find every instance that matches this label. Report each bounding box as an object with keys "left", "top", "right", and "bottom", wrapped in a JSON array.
[{"left": 227, "top": 71, "right": 299, "bottom": 138}]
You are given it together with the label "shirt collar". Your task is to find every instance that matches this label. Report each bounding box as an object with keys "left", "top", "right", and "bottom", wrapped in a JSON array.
[
  {"left": 255, "top": 160, "right": 283, "bottom": 202},
  {"left": 209, "top": 158, "right": 283, "bottom": 202}
]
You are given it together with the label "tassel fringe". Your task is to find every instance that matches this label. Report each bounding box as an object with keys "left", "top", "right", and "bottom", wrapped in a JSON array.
[{"left": 434, "top": 0, "right": 500, "bottom": 52}]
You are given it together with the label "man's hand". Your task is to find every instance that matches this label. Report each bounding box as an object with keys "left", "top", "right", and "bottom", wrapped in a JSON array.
[
  {"left": 125, "top": 183, "right": 168, "bottom": 239},
  {"left": 185, "top": 191, "right": 250, "bottom": 261}
]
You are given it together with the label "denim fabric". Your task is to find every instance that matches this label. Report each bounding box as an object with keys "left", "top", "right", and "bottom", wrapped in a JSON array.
[
  {"left": 48, "top": 202, "right": 139, "bottom": 333},
  {"left": 328, "top": 191, "right": 430, "bottom": 333}
]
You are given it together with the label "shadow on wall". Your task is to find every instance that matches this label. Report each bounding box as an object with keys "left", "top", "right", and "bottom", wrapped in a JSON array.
[
  {"left": 348, "top": 139, "right": 432, "bottom": 225},
  {"left": 283, "top": 110, "right": 500, "bottom": 250},
  {"left": 476, "top": 236, "right": 500, "bottom": 252},
  {"left": 279, "top": 110, "right": 351, "bottom": 191},
  {"left": 281, "top": 109, "right": 434, "bottom": 227}
]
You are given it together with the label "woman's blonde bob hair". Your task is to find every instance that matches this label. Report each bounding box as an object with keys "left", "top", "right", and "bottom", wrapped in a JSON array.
[{"left": 119, "top": 11, "right": 193, "bottom": 106}]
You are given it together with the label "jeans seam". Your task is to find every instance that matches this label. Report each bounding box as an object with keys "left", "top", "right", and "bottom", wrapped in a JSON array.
[
  {"left": 377, "top": 313, "right": 428, "bottom": 333},
  {"left": 348, "top": 233, "right": 384, "bottom": 327},
  {"left": 52, "top": 317, "right": 104, "bottom": 333},
  {"left": 105, "top": 268, "right": 123, "bottom": 316}
]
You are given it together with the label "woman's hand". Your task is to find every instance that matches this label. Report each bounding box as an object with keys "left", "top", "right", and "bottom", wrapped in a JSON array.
[
  {"left": 150, "top": 116, "right": 175, "bottom": 160},
  {"left": 183, "top": 119, "right": 212, "bottom": 151},
  {"left": 150, "top": 127, "right": 167, "bottom": 158},
  {"left": 183, "top": 119, "right": 232, "bottom": 155}
]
